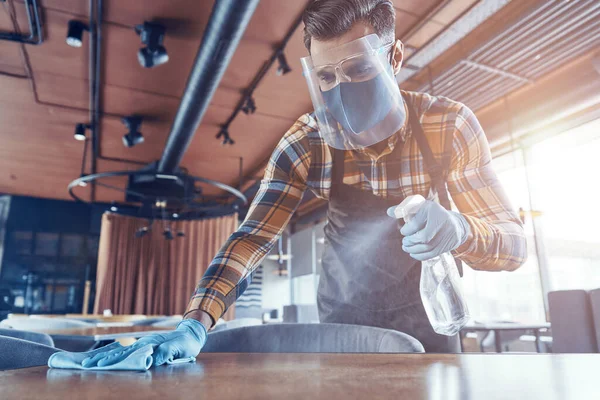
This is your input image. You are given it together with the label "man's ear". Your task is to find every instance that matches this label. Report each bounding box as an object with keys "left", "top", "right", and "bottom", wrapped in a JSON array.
[{"left": 391, "top": 39, "right": 404, "bottom": 75}]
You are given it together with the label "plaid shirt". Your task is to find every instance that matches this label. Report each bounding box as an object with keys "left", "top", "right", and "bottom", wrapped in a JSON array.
[{"left": 185, "top": 90, "right": 527, "bottom": 323}]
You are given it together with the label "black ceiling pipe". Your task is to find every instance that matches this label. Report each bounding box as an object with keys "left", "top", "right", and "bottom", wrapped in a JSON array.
[{"left": 157, "top": 0, "right": 260, "bottom": 173}]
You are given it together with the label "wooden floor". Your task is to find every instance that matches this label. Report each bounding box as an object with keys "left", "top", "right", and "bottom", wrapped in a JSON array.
[{"left": 1, "top": 353, "right": 599, "bottom": 399}]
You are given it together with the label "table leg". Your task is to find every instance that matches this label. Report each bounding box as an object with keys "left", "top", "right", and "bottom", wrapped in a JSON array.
[
  {"left": 534, "top": 329, "right": 542, "bottom": 353},
  {"left": 494, "top": 330, "right": 502, "bottom": 353}
]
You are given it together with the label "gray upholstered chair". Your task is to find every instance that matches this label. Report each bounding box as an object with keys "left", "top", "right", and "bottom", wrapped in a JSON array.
[
  {"left": 0, "top": 317, "right": 96, "bottom": 352},
  {"left": 588, "top": 288, "right": 600, "bottom": 350},
  {"left": 0, "top": 336, "right": 59, "bottom": 370},
  {"left": 0, "top": 328, "right": 54, "bottom": 347},
  {"left": 203, "top": 323, "right": 424, "bottom": 353},
  {"left": 211, "top": 318, "right": 263, "bottom": 332},
  {"left": 548, "top": 290, "right": 598, "bottom": 353}
]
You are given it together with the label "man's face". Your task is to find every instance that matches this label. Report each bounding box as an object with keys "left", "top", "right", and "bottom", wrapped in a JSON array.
[{"left": 302, "top": 23, "right": 406, "bottom": 151}]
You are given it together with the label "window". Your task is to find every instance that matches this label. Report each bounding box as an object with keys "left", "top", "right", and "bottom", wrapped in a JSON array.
[
  {"left": 527, "top": 119, "right": 600, "bottom": 291},
  {"left": 292, "top": 274, "right": 317, "bottom": 304},
  {"left": 289, "top": 222, "right": 326, "bottom": 305},
  {"left": 461, "top": 150, "right": 546, "bottom": 323},
  {"left": 11, "top": 231, "right": 32, "bottom": 255},
  {"left": 61, "top": 234, "right": 85, "bottom": 258},
  {"left": 34, "top": 233, "right": 59, "bottom": 257}
]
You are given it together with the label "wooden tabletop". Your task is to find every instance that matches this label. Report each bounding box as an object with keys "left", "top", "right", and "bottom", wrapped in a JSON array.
[
  {"left": 1, "top": 353, "right": 599, "bottom": 399},
  {"left": 37, "top": 325, "right": 172, "bottom": 341}
]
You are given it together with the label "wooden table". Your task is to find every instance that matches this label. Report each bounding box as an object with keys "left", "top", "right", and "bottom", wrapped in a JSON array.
[
  {"left": 462, "top": 322, "right": 551, "bottom": 353},
  {"left": 37, "top": 325, "right": 172, "bottom": 341},
  {"left": 1, "top": 353, "right": 598, "bottom": 399}
]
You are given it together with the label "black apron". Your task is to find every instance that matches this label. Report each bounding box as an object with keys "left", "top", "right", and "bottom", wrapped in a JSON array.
[{"left": 317, "top": 94, "right": 461, "bottom": 353}]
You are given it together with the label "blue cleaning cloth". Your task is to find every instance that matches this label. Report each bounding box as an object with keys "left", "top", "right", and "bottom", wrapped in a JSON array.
[{"left": 48, "top": 342, "right": 195, "bottom": 371}]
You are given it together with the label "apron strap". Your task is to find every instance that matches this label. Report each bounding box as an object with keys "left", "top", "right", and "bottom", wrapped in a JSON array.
[
  {"left": 402, "top": 92, "right": 464, "bottom": 277},
  {"left": 331, "top": 148, "right": 346, "bottom": 186}
]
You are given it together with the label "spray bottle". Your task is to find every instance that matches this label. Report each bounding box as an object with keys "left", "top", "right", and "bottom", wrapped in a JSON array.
[{"left": 393, "top": 195, "right": 470, "bottom": 336}]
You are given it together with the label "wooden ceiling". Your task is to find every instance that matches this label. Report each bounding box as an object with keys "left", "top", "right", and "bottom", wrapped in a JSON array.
[{"left": 1, "top": 0, "right": 597, "bottom": 205}]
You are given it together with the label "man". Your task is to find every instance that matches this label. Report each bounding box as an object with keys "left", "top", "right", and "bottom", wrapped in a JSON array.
[{"left": 83, "top": 0, "right": 526, "bottom": 366}]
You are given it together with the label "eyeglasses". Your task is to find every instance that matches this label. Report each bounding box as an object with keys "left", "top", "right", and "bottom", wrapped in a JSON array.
[{"left": 312, "top": 43, "right": 394, "bottom": 92}]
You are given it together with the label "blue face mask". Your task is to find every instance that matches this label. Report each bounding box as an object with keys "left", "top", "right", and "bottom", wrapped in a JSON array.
[{"left": 321, "top": 68, "right": 395, "bottom": 135}]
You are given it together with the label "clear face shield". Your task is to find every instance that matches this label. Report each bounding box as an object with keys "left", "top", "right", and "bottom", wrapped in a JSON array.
[{"left": 301, "top": 34, "right": 405, "bottom": 150}]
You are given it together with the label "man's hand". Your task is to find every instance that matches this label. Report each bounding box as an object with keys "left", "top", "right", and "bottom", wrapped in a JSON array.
[
  {"left": 81, "top": 319, "right": 207, "bottom": 368},
  {"left": 387, "top": 200, "right": 470, "bottom": 261}
]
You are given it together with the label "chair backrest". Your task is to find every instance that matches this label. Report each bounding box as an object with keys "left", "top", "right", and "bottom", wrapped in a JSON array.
[
  {"left": 283, "top": 304, "right": 319, "bottom": 323},
  {"left": 548, "top": 290, "right": 598, "bottom": 353},
  {"left": 0, "top": 328, "right": 54, "bottom": 347},
  {"left": 0, "top": 317, "right": 94, "bottom": 331},
  {"left": 588, "top": 288, "right": 600, "bottom": 349},
  {"left": 203, "top": 323, "right": 424, "bottom": 353},
  {"left": 0, "top": 336, "right": 58, "bottom": 370}
]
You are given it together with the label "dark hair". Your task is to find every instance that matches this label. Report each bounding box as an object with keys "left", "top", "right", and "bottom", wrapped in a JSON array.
[{"left": 302, "top": 0, "right": 396, "bottom": 52}]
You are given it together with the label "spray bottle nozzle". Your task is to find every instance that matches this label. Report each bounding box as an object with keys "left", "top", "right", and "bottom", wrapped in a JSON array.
[{"left": 392, "top": 195, "right": 427, "bottom": 221}]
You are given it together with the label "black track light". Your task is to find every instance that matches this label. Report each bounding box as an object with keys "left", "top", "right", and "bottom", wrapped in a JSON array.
[
  {"left": 74, "top": 123, "right": 89, "bottom": 141},
  {"left": 216, "top": 127, "right": 234, "bottom": 145},
  {"left": 122, "top": 116, "right": 144, "bottom": 148},
  {"left": 276, "top": 50, "right": 292, "bottom": 76},
  {"left": 110, "top": 202, "right": 118, "bottom": 212},
  {"left": 123, "top": 131, "right": 144, "bottom": 148},
  {"left": 135, "top": 22, "right": 169, "bottom": 68},
  {"left": 241, "top": 96, "right": 257, "bottom": 115},
  {"left": 135, "top": 226, "right": 149, "bottom": 238},
  {"left": 163, "top": 229, "right": 174, "bottom": 240},
  {"left": 66, "top": 20, "right": 89, "bottom": 48}
]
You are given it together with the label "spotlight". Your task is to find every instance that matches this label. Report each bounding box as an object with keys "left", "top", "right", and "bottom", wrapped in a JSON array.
[
  {"left": 121, "top": 116, "right": 144, "bottom": 148},
  {"left": 135, "top": 226, "right": 149, "bottom": 238},
  {"left": 163, "top": 229, "right": 174, "bottom": 240},
  {"left": 276, "top": 50, "right": 291, "bottom": 76},
  {"left": 172, "top": 213, "right": 179, "bottom": 218},
  {"left": 216, "top": 127, "right": 234, "bottom": 145},
  {"left": 135, "top": 22, "right": 169, "bottom": 68},
  {"left": 110, "top": 202, "right": 118, "bottom": 212},
  {"left": 66, "top": 20, "right": 89, "bottom": 48},
  {"left": 241, "top": 96, "right": 257, "bottom": 115},
  {"left": 74, "top": 123, "right": 88, "bottom": 141}
]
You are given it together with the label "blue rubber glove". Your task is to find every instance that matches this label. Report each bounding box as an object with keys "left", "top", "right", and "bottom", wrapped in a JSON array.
[
  {"left": 81, "top": 319, "right": 207, "bottom": 368},
  {"left": 387, "top": 200, "right": 470, "bottom": 261}
]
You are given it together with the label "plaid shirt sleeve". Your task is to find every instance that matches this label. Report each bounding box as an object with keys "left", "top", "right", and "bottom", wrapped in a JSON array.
[
  {"left": 449, "top": 105, "right": 527, "bottom": 271},
  {"left": 184, "top": 120, "right": 311, "bottom": 323}
]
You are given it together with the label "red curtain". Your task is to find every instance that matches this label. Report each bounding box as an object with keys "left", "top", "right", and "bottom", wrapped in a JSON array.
[{"left": 94, "top": 212, "right": 237, "bottom": 318}]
